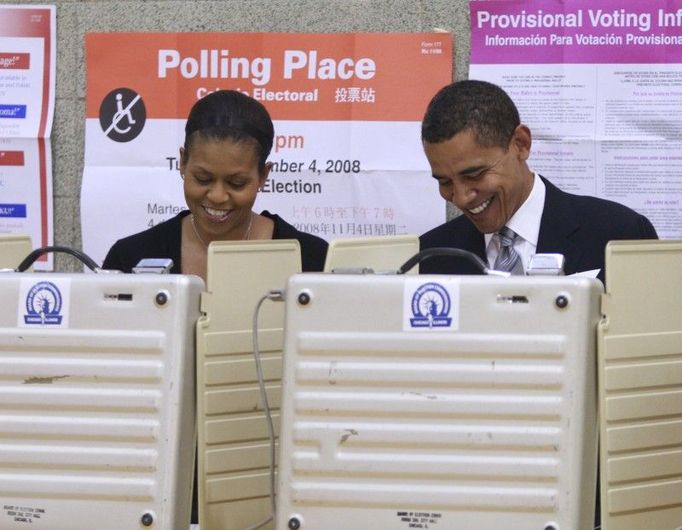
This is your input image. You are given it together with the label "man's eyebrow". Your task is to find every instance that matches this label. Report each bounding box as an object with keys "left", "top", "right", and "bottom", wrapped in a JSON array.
[
  {"left": 458, "top": 164, "right": 488, "bottom": 176},
  {"left": 431, "top": 164, "right": 487, "bottom": 180}
]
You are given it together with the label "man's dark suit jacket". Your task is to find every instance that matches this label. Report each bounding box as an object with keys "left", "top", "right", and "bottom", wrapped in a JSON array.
[{"left": 419, "top": 177, "right": 658, "bottom": 282}]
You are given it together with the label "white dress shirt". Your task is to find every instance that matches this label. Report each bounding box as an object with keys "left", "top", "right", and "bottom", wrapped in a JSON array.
[{"left": 485, "top": 173, "right": 545, "bottom": 273}]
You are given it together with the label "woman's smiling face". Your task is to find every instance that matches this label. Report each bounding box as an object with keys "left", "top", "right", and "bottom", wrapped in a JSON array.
[{"left": 180, "top": 135, "right": 269, "bottom": 240}]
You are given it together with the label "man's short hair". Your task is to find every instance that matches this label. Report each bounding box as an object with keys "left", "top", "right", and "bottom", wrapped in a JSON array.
[{"left": 421, "top": 80, "right": 520, "bottom": 148}]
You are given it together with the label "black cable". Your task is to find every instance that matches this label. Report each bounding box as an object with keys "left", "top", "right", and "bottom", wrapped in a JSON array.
[
  {"left": 397, "top": 247, "right": 490, "bottom": 275},
  {"left": 15, "top": 246, "right": 101, "bottom": 272}
]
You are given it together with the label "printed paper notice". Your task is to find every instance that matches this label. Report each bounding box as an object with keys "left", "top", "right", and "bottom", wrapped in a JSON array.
[
  {"left": 81, "top": 33, "right": 453, "bottom": 266},
  {"left": 470, "top": 0, "right": 682, "bottom": 238},
  {"left": 0, "top": 4, "right": 56, "bottom": 269}
]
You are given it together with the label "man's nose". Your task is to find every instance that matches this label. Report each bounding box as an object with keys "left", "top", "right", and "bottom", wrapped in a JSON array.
[{"left": 450, "top": 183, "right": 474, "bottom": 207}]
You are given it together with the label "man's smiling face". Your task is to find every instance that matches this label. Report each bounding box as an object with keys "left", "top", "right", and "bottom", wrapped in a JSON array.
[{"left": 423, "top": 126, "right": 534, "bottom": 234}]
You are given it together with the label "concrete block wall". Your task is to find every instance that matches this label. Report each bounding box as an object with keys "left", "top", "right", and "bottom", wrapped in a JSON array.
[{"left": 20, "top": 0, "right": 472, "bottom": 271}]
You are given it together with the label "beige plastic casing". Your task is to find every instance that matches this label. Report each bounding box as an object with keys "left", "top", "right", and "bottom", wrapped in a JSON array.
[
  {"left": 0, "top": 234, "right": 32, "bottom": 269},
  {"left": 323, "top": 235, "right": 420, "bottom": 274},
  {"left": 277, "top": 273, "right": 602, "bottom": 530},
  {"left": 599, "top": 240, "right": 682, "bottom": 530},
  {"left": 196, "top": 240, "right": 301, "bottom": 530},
  {"left": 0, "top": 272, "right": 203, "bottom": 530}
]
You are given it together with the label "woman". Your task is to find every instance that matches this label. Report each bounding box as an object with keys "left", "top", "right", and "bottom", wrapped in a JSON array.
[
  {"left": 102, "top": 90, "right": 327, "bottom": 526},
  {"left": 103, "top": 90, "right": 328, "bottom": 278}
]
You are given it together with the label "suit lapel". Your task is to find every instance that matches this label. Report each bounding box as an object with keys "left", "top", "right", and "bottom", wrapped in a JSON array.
[
  {"left": 536, "top": 177, "right": 584, "bottom": 275},
  {"left": 460, "top": 218, "right": 487, "bottom": 261},
  {"left": 443, "top": 216, "right": 487, "bottom": 274}
]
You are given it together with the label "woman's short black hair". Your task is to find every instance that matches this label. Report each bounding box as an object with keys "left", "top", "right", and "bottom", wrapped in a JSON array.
[{"left": 183, "top": 90, "right": 274, "bottom": 170}]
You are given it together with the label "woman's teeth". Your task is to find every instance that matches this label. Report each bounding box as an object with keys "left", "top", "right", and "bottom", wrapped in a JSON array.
[{"left": 204, "top": 206, "right": 231, "bottom": 220}]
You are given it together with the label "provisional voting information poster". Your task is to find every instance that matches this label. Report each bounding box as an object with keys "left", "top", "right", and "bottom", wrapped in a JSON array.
[
  {"left": 0, "top": 5, "right": 56, "bottom": 269},
  {"left": 81, "top": 33, "right": 452, "bottom": 266},
  {"left": 470, "top": 0, "right": 682, "bottom": 238}
]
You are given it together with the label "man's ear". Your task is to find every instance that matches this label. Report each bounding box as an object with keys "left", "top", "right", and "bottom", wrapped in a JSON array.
[{"left": 511, "top": 124, "right": 532, "bottom": 161}]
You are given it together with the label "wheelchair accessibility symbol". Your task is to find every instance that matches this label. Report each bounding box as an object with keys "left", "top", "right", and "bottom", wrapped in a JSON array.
[{"left": 99, "top": 87, "right": 146, "bottom": 142}]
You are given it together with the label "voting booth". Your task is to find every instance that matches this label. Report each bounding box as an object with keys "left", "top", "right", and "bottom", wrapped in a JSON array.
[
  {"left": 276, "top": 273, "right": 602, "bottom": 530},
  {"left": 0, "top": 269, "right": 202, "bottom": 530},
  {"left": 323, "top": 235, "right": 420, "bottom": 274},
  {"left": 0, "top": 235, "right": 32, "bottom": 270},
  {"left": 598, "top": 240, "right": 682, "bottom": 530},
  {"left": 195, "top": 240, "right": 301, "bottom": 530}
]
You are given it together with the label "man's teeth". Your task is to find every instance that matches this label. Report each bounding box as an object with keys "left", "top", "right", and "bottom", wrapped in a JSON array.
[{"left": 469, "top": 197, "right": 492, "bottom": 215}]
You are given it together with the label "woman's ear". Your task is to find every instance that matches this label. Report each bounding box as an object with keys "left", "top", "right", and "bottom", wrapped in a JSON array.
[
  {"left": 179, "top": 147, "right": 187, "bottom": 177},
  {"left": 259, "top": 161, "right": 273, "bottom": 189}
]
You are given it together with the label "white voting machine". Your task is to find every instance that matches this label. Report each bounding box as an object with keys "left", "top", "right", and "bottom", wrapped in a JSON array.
[
  {"left": 277, "top": 273, "right": 602, "bottom": 530},
  {"left": 196, "top": 240, "right": 301, "bottom": 530},
  {"left": 323, "top": 235, "right": 420, "bottom": 274},
  {"left": 0, "top": 235, "right": 32, "bottom": 270},
  {"left": 0, "top": 271, "right": 202, "bottom": 530},
  {"left": 598, "top": 240, "right": 682, "bottom": 530}
]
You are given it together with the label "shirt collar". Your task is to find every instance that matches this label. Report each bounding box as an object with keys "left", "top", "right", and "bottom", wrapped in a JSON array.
[{"left": 484, "top": 172, "right": 545, "bottom": 246}]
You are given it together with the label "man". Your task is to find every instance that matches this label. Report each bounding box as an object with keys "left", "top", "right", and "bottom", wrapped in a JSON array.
[{"left": 419, "top": 80, "right": 657, "bottom": 281}]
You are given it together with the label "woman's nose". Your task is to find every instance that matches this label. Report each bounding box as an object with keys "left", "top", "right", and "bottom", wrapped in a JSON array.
[{"left": 207, "top": 182, "right": 229, "bottom": 204}]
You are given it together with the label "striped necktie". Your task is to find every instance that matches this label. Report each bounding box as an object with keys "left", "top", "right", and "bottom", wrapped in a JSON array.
[{"left": 494, "top": 226, "right": 524, "bottom": 275}]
